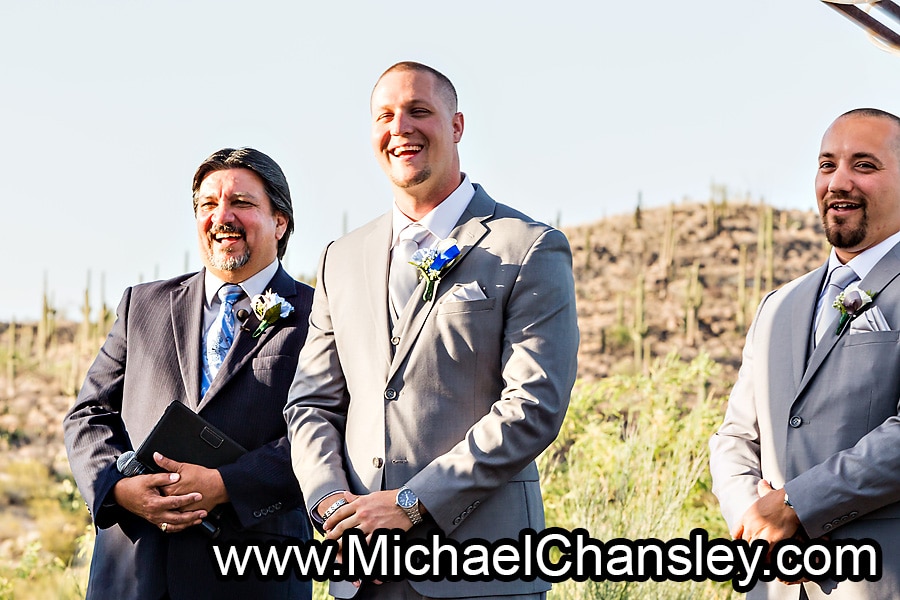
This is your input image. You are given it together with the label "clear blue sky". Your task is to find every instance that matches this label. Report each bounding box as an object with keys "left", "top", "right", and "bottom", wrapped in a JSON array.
[{"left": 3, "top": 1, "right": 899, "bottom": 321}]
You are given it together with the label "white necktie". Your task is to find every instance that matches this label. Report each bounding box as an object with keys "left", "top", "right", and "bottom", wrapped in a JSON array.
[
  {"left": 389, "top": 224, "right": 430, "bottom": 319},
  {"left": 814, "top": 265, "right": 857, "bottom": 344}
]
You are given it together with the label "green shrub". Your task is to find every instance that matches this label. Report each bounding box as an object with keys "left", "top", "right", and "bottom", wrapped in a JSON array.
[{"left": 541, "top": 353, "right": 738, "bottom": 599}]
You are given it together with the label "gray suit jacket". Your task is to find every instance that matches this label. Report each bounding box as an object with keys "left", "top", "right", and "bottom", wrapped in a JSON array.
[
  {"left": 710, "top": 242, "right": 900, "bottom": 599},
  {"left": 64, "top": 265, "right": 313, "bottom": 600},
  {"left": 284, "top": 185, "right": 579, "bottom": 598}
]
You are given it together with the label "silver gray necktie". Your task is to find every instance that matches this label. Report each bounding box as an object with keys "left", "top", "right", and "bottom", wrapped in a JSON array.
[
  {"left": 814, "top": 265, "right": 857, "bottom": 345},
  {"left": 389, "top": 225, "right": 429, "bottom": 319}
]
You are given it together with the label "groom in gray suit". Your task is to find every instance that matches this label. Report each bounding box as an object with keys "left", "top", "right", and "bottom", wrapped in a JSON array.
[
  {"left": 710, "top": 108, "right": 900, "bottom": 598},
  {"left": 65, "top": 147, "right": 313, "bottom": 599},
  {"left": 284, "top": 62, "right": 579, "bottom": 599}
]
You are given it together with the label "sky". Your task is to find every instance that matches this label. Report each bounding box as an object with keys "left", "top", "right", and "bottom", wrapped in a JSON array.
[{"left": 2, "top": 1, "right": 900, "bottom": 321}]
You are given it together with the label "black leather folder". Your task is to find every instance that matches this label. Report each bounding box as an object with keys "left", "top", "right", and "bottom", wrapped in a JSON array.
[{"left": 135, "top": 401, "right": 246, "bottom": 471}]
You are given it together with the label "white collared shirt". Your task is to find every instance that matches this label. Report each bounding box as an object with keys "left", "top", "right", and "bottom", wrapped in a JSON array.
[
  {"left": 202, "top": 259, "right": 280, "bottom": 334},
  {"left": 390, "top": 175, "right": 475, "bottom": 250}
]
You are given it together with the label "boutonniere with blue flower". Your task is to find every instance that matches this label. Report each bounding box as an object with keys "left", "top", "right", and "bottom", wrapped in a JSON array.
[
  {"left": 250, "top": 290, "right": 294, "bottom": 337},
  {"left": 409, "top": 238, "right": 461, "bottom": 302},
  {"left": 833, "top": 283, "right": 877, "bottom": 335}
]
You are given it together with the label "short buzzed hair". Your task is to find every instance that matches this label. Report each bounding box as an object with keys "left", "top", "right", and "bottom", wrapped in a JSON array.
[
  {"left": 838, "top": 108, "right": 900, "bottom": 158},
  {"left": 192, "top": 147, "right": 294, "bottom": 259},
  {"left": 373, "top": 61, "right": 458, "bottom": 114}
]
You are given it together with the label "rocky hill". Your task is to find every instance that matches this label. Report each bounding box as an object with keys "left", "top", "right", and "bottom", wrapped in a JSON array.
[{"left": 567, "top": 199, "right": 825, "bottom": 384}]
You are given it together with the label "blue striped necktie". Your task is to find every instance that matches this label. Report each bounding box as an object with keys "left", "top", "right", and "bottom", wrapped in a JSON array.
[{"left": 201, "top": 284, "right": 243, "bottom": 396}]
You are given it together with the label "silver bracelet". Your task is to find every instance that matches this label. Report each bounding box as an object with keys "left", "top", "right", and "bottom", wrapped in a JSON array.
[{"left": 323, "top": 498, "right": 348, "bottom": 520}]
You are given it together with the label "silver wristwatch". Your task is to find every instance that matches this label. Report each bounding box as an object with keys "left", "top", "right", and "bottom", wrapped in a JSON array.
[{"left": 396, "top": 486, "right": 423, "bottom": 525}]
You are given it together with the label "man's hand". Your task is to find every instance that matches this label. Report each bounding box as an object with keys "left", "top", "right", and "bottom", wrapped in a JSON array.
[
  {"left": 733, "top": 480, "right": 801, "bottom": 546},
  {"left": 112, "top": 472, "right": 207, "bottom": 534},
  {"left": 154, "top": 452, "right": 229, "bottom": 512},
  {"left": 324, "top": 490, "right": 427, "bottom": 589},
  {"left": 324, "top": 490, "right": 423, "bottom": 541}
]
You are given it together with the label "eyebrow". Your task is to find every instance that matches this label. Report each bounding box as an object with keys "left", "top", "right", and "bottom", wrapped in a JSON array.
[
  {"left": 197, "top": 191, "right": 259, "bottom": 201},
  {"left": 819, "top": 151, "right": 883, "bottom": 163}
]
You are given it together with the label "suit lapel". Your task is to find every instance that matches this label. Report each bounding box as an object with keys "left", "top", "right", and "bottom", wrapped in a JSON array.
[
  {"left": 171, "top": 272, "right": 205, "bottom": 410},
  {"left": 389, "top": 190, "right": 494, "bottom": 379},
  {"left": 198, "top": 265, "right": 298, "bottom": 410},
  {"left": 798, "top": 246, "right": 900, "bottom": 396},
  {"left": 365, "top": 213, "right": 395, "bottom": 370}
]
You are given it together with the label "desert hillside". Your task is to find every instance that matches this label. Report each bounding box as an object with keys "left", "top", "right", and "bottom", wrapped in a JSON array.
[{"left": 0, "top": 197, "right": 828, "bottom": 596}]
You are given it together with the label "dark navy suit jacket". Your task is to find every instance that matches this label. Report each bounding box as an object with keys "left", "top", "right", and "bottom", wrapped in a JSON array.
[{"left": 65, "top": 265, "right": 313, "bottom": 600}]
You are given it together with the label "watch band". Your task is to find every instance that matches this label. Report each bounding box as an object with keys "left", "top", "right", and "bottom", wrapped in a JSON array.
[{"left": 397, "top": 486, "right": 423, "bottom": 525}]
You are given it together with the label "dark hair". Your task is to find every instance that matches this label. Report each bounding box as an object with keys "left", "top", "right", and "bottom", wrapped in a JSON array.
[
  {"left": 192, "top": 148, "right": 294, "bottom": 259},
  {"left": 839, "top": 107, "right": 900, "bottom": 128},
  {"left": 374, "top": 61, "right": 458, "bottom": 113}
]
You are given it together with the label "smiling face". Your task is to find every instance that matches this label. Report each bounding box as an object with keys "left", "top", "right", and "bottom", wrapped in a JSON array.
[
  {"left": 371, "top": 68, "right": 464, "bottom": 215},
  {"left": 194, "top": 168, "right": 287, "bottom": 282},
  {"left": 816, "top": 114, "right": 900, "bottom": 262}
]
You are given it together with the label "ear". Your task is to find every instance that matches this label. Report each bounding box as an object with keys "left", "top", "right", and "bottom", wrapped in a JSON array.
[
  {"left": 274, "top": 211, "right": 288, "bottom": 240},
  {"left": 452, "top": 112, "right": 464, "bottom": 143}
]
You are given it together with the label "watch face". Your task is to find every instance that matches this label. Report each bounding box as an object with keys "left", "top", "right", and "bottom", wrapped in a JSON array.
[{"left": 398, "top": 488, "right": 417, "bottom": 509}]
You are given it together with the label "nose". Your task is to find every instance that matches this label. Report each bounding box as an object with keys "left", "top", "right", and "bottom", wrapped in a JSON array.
[
  {"left": 211, "top": 201, "right": 234, "bottom": 225},
  {"left": 827, "top": 164, "right": 853, "bottom": 194},
  {"left": 390, "top": 111, "right": 414, "bottom": 136}
]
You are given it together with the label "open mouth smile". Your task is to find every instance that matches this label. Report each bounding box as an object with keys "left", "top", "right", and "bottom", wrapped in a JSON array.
[{"left": 389, "top": 144, "right": 423, "bottom": 158}]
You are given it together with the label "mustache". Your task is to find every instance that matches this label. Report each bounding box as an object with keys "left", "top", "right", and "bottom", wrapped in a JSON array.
[
  {"left": 823, "top": 191, "right": 865, "bottom": 206},
  {"left": 208, "top": 223, "right": 246, "bottom": 238}
]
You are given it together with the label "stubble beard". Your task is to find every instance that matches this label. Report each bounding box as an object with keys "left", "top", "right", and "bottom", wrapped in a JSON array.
[
  {"left": 205, "top": 224, "right": 250, "bottom": 272},
  {"left": 207, "top": 247, "right": 251, "bottom": 272},
  {"left": 823, "top": 204, "right": 868, "bottom": 250},
  {"left": 390, "top": 165, "right": 431, "bottom": 189}
]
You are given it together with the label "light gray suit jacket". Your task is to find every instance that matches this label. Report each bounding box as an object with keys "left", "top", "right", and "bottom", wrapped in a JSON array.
[
  {"left": 710, "top": 242, "right": 900, "bottom": 599},
  {"left": 284, "top": 185, "right": 579, "bottom": 598}
]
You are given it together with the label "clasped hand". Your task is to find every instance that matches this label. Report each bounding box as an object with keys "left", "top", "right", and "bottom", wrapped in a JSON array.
[
  {"left": 112, "top": 452, "right": 228, "bottom": 534},
  {"left": 732, "top": 480, "right": 801, "bottom": 545}
]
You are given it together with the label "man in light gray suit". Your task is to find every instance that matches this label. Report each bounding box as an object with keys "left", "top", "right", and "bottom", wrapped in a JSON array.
[
  {"left": 710, "top": 108, "right": 900, "bottom": 598},
  {"left": 284, "top": 61, "right": 579, "bottom": 599}
]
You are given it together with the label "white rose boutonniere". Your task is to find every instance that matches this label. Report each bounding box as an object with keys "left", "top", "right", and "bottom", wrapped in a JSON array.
[
  {"left": 833, "top": 282, "right": 876, "bottom": 336},
  {"left": 250, "top": 289, "right": 294, "bottom": 338},
  {"left": 409, "top": 238, "right": 461, "bottom": 302}
]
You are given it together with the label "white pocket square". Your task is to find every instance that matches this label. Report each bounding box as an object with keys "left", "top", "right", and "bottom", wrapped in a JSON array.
[
  {"left": 848, "top": 306, "right": 891, "bottom": 334},
  {"left": 446, "top": 281, "right": 487, "bottom": 302}
]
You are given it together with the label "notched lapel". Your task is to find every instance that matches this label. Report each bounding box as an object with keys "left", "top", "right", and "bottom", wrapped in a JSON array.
[
  {"left": 799, "top": 248, "right": 900, "bottom": 395},
  {"left": 198, "top": 267, "right": 298, "bottom": 410},
  {"left": 171, "top": 274, "right": 205, "bottom": 410},
  {"left": 389, "top": 194, "right": 493, "bottom": 378}
]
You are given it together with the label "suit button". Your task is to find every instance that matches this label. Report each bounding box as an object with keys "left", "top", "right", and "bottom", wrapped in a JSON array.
[
  {"left": 253, "top": 510, "right": 262, "bottom": 518},
  {"left": 789, "top": 416, "right": 802, "bottom": 428},
  {"left": 373, "top": 457, "right": 384, "bottom": 468},
  {"left": 850, "top": 511, "right": 858, "bottom": 518},
  {"left": 391, "top": 336, "right": 400, "bottom": 345},
  {"left": 823, "top": 523, "right": 833, "bottom": 531},
  {"left": 384, "top": 388, "right": 397, "bottom": 400}
]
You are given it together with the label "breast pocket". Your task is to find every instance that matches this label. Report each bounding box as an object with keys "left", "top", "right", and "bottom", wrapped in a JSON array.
[
  {"left": 436, "top": 297, "right": 496, "bottom": 315},
  {"left": 251, "top": 355, "right": 298, "bottom": 393},
  {"left": 843, "top": 330, "right": 900, "bottom": 346}
]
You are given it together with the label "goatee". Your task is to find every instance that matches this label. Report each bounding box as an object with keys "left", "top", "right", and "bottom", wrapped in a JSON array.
[{"left": 823, "top": 207, "right": 868, "bottom": 249}]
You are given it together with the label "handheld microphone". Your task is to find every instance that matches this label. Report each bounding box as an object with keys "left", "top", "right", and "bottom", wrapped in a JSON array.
[
  {"left": 115, "top": 451, "right": 222, "bottom": 539},
  {"left": 116, "top": 450, "right": 150, "bottom": 476}
]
